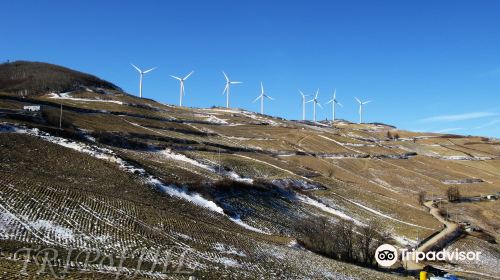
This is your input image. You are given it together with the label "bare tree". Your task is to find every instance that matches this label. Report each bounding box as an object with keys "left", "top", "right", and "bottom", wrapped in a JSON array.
[
  {"left": 295, "top": 216, "right": 333, "bottom": 257},
  {"left": 418, "top": 191, "right": 426, "bottom": 206},
  {"left": 358, "top": 220, "right": 387, "bottom": 266},
  {"left": 446, "top": 186, "right": 460, "bottom": 202},
  {"left": 295, "top": 216, "right": 394, "bottom": 268},
  {"left": 335, "top": 219, "right": 356, "bottom": 262},
  {"left": 386, "top": 131, "right": 393, "bottom": 140}
]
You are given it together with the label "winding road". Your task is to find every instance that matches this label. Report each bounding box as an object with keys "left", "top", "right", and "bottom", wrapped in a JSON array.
[{"left": 403, "top": 200, "right": 460, "bottom": 270}]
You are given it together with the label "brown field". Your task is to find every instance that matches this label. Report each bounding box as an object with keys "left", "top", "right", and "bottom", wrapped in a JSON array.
[{"left": 1, "top": 90, "right": 499, "bottom": 279}]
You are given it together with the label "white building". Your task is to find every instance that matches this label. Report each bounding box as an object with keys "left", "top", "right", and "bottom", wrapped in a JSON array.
[{"left": 23, "top": 106, "right": 41, "bottom": 112}]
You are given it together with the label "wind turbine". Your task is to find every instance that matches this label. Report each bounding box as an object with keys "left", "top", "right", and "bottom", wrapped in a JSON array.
[
  {"left": 325, "top": 89, "right": 342, "bottom": 122},
  {"left": 253, "top": 82, "right": 274, "bottom": 114},
  {"left": 299, "top": 90, "right": 309, "bottom": 121},
  {"left": 354, "top": 97, "right": 371, "bottom": 124},
  {"left": 306, "top": 89, "right": 322, "bottom": 122},
  {"left": 131, "top": 64, "right": 156, "bottom": 98},
  {"left": 171, "top": 71, "right": 194, "bottom": 107},
  {"left": 222, "top": 71, "right": 242, "bottom": 108}
]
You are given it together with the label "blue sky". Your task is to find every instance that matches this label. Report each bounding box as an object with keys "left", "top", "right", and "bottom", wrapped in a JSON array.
[{"left": 2, "top": 0, "right": 500, "bottom": 137}]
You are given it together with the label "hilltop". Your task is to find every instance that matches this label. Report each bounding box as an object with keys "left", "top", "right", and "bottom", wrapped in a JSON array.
[
  {"left": 0, "top": 61, "right": 121, "bottom": 96},
  {"left": 0, "top": 62, "right": 499, "bottom": 279}
]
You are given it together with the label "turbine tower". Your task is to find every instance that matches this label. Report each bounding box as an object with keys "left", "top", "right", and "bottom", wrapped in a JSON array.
[
  {"left": 325, "top": 89, "right": 342, "bottom": 122},
  {"left": 131, "top": 64, "right": 156, "bottom": 98},
  {"left": 253, "top": 82, "right": 274, "bottom": 114},
  {"left": 299, "top": 90, "right": 309, "bottom": 121},
  {"left": 222, "top": 71, "right": 242, "bottom": 108},
  {"left": 306, "top": 89, "right": 322, "bottom": 122},
  {"left": 171, "top": 71, "right": 194, "bottom": 107},
  {"left": 354, "top": 97, "right": 371, "bottom": 124}
]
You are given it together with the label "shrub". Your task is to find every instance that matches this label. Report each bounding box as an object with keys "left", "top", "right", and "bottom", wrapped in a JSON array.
[
  {"left": 92, "top": 131, "right": 149, "bottom": 150},
  {"left": 446, "top": 186, "right": 460, "bottom": 202},
  {"left": 418, "top": 191, "right": 426, "bottom": 205}
]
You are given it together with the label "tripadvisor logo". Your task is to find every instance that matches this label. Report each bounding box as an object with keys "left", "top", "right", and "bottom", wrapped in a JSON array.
[
  {"left": 375, "top": 244, "right": 482, "bottom": 267},
  {"left": 375, "top": 244, "right": 398, "bottom": 267}
]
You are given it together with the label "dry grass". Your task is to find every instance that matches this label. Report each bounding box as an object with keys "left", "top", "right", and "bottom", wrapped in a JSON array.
[{"left": 1, "top": 88, "right": 499, "bottom": 278}]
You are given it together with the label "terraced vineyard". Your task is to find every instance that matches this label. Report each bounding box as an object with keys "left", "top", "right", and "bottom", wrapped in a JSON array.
[{"left": 1, "top": 64, "right": 499, "bottom": 279}]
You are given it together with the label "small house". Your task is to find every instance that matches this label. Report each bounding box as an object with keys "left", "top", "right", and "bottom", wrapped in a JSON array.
[
  {"left": 23, "top": 106, "right": 41, "bottom": 112},
  {"left": 485, "top": 194, "right": 497, "bottom": 200}
]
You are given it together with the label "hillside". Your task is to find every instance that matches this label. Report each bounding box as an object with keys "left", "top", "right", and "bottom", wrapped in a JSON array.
[
  {"left": 0, "top": 61, "right": 121, "bottom": 96},
  {"left": 0, "top": 63, "right": 499, "bottom": 279}
]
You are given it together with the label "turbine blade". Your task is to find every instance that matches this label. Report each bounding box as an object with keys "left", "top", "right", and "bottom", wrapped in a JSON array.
[
  {"left": 326, "top": 99, "right": 333, "bottom": 104},
  {"left": 131, "top": 63, "right": 141, "bottom": 73},
  {"left": 266, "top": 95, "right": 274, "bottom": 100},
  {"left": 363, "top": 100, "right": 372, "bottom": 104},
  {"left": 222, "top": 71, "right": 229, "bottom": 82},
  {"left": 315, "top": 89, "right": 319, "bottom": 99},
  {"left": 260, "top": 82, "right": 264, "bottom": 94},
  {"left": 230, "top": 81, "right": 242, "bottom": 84},
  {"left": 252, "top": 95, "right": 262, "bottom": 103},
  {"left": 306, "top": 99, "right": 314, "bottom": 103},
  {"left": 184, "top": 70, "right": 194, "bottom": 80},
  {"left": 317, "top": 103, "right": 323, "bottom": 109},
  {"left": 222, "top": 84, "right": 229, "bottom": 95},
  {"left": 337, "top": 102, "right": 343, "bottom": 107},
  {"left": 143, "top": 67, "right": 157, "bottom": 74},
  {"left": 170, "top": 75, "right": 182, "bottom": 80},
  {"left": 354, "top": 97, "right": 361, "bottom": 104}
]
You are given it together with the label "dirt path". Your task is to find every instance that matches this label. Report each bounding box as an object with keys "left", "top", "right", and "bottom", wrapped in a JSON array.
[{"left": 403, "top": 200, "right": 459, "bottom": 270}]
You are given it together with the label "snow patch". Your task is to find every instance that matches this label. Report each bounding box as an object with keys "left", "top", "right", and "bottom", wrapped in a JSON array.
[
  {"left": 48, "top": 92, "right": 124, "bottom": 105},
  {"left": 213, "top": 243, "right": 247, "bottom": 257},
  {"left": 217, "top": 257, "right": 240, "bottom": 267},
  {"left": 272, "top": 179, "right": 323, "bottom": 190},
  {"left": 229, "top": 216, "right": 270, "bottom": 235},
  {"left": 160, "top": 149, "right": 253, "bottom": 184},
  {"left": 194, "top": 114, "right": 228, "bottom": 124},
  {"left": 297, "top": 194, "right": 364, "bottom": 226},
  {"left": 443, "top": 178, "right": 485, "bottom": 184},
  {"left": 153, "top": 180, "right": 224, "bottom": 214},
  {"left": 29, "top": 219, "right": 75, "bottom": 241},
  {"left": 433, "top": 155, "right": 495, "bottom": 161}
]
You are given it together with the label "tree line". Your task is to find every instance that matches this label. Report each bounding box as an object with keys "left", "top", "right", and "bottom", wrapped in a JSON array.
[{"left": 294, "top": 216, "right": 389, "bottom": 268}]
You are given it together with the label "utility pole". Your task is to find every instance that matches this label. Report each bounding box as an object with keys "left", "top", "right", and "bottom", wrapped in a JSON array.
[
  {"left": 59, "top": 103, "right": 63, "bottom": 130},
  {"left": 218, "top": 148, "right": 221, "bottom": 174}
]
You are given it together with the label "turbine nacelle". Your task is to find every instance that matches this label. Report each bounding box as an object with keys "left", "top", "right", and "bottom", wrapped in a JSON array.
[
  {"left": 131, "top": 63, "right": 156, "bottom": 75},
  {"left": 171, "top": 70, "right": 194, "bottom": 82},
  {"left": 355, "top": 96, "right": 371, "bottom": 105},
  {"left": 327, "top": 89, "right": 342, "bottom": 106}
]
